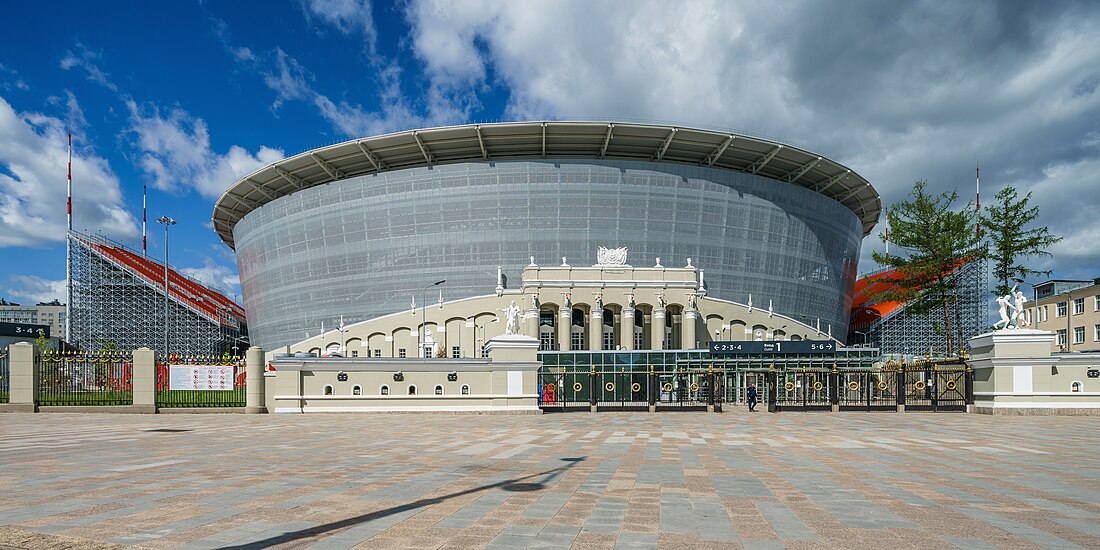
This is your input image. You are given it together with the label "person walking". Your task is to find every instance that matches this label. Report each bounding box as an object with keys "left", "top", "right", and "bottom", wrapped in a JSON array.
[{"left": 747, "top": 383, "right": 758, "bottom": 412}]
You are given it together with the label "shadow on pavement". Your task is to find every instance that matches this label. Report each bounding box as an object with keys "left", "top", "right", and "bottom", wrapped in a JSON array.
[{"left": 220, "top": 456, "right": 586, "bottom": 550}]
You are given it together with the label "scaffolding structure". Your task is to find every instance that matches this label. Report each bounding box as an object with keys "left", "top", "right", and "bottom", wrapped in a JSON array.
[
  {"left": 68, "top": 231, "right": 247, "bottom": 355},
  {"left": 849, "top": 257, "right": 987, "bottom": 359}
]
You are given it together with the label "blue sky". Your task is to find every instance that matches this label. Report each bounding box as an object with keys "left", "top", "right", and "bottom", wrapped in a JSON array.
[{"left": 2, "top": 0, "right": 1099, "bottom": 306}]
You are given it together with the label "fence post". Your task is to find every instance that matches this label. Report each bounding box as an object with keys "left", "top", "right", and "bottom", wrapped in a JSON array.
[
  {"left": 648, "top": 365, "right": 656, "bottom": 413},
  {"left": 896, "top": 364, "right": 906, "bottom": 413},
  {"left": 767, "top": 366, "right": 777, "bottom": 413},
  {"left": 707, "top": 364, "right": 715, "bottom": 413},
  {"left": 131, "top": 348, "right": 156, "bottom": 413},
  {"left": 8, "top": 342, "right": 37, "bottom": 412},
  {"left": 829, "top": 363, "right": 839, "bottom": 412},
  {"left": 965, "top": 365, "right": 975, "bottom": 413},
  {"left": 589, "top": 365, "right": 597, "bottom": 413},
  {"left": 246, "top": 346, "right": 266, "bottom": 414}
]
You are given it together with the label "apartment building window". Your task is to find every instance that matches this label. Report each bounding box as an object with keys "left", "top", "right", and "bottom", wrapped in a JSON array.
[
  {"left": 398, "top": 348, "right": 407, "bottom": 358},
  {"left": 451, "top": 346, "right": 460, "bottom": 358},
  {"left": 1073, "top": 297, "right": 1084, "bottom": 315},
  {"left": 1040, "top": 305, "right": 1048, "bottom": 322},
  {"left": 1095, "top": 324, "right": 1100, "bottom": 341},
  {"left": 1074, "top": 326, "right": 1085, "bottom": 344},
  {"left": 1056, "top": 329, "right": 1066, "bottom": 347},
  {"left": 1095, "top": 294, "right": 1100, "bottom": 311},
  {"left": 1056, "top": 302, "right": 1067, "bottom": 317}
]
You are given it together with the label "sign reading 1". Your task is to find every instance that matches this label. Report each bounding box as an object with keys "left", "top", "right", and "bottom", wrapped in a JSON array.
[{"left": 709, "top": 340, "right": 836, "bottom": 355}]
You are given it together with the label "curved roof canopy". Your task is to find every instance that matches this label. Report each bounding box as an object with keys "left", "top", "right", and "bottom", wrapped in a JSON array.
[{"left": 213, "top": 121, "right": 880, "bottom": 249}]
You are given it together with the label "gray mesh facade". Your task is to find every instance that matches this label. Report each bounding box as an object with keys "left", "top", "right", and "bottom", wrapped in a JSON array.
[{"left": 234, "top": 160, "right": 863, "bottom": 350}]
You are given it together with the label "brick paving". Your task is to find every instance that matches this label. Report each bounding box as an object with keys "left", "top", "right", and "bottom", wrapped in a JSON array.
[{"left": 0, "top": 411, "right": 1098, "bottom": 549}]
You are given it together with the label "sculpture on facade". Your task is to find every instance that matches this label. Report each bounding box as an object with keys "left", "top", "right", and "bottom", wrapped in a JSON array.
[
  {"left": 596, "top": 246, "right": 628, "bottom": 266},
  {"left": 687, "top": 293, "right": 697, "bottom": 310},
  {"left": 561, "top": 256, "right": 569, "bottom": 267},
  {"left": 500, "top": 300, "right": 521, "bottom": 335},
  {"left": 531, "top": 292, "right": 540, "bottom": 310},
  {"left": 655, "top": 257, "right": 662, "bottom": 267},
  {"left": 594, "top": 292, "right": 603, "bottom": 310},
  {"left": 656, "top": 293, "right": 666, "bottom": 309},
  {"left": 1012, "top": 288, "right": 1029, "bottom": 328},
  {"left": 994, "top": 285, "right": 1030, "bottom": 330},
  {"left": 626, "top": 292, "right": 635, "bottom": 309}
]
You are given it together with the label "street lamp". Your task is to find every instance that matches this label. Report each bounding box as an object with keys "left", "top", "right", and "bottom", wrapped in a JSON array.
[
  {"left": 155, "top": 216, "right": 176, "bottom": 355},
  {"left": 420, "top": 280, "right": 445, "bottom": 358}
]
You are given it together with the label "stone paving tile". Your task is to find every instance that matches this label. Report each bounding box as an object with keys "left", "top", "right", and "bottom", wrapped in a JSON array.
[{"left": 0, "top": 412, "right": 1099, "bottom": 549}]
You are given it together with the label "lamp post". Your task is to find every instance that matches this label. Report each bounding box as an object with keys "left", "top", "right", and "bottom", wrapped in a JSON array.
[
  {"left": 155, "top": 216, "right": 176, "bottom": 355},
  {"left": 420, "top": 280, "right": 445, "bottom": 358}
]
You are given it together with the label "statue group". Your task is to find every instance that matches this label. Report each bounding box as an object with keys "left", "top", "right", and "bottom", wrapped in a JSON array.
[{"left": 993, "top": 286, "right": 1030, "bottom": 330}]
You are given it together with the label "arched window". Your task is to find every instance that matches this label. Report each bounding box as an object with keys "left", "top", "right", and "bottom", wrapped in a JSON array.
[
  {"left": 408, "top": 385, "right": 417, "bottom": 395},
  {"left": 352, "top": 385, "right": 362, "bottom": 395},
  {"left": 323, "top": 385, "right": 333, "bottom": 396},
  {"left": 461, "top": 385, "right": 470, "bottom": 395},
  {"left": 380, "top": 385, "right": 389, "bottom": 396},
  {"left": 435, "top": 385, "right": 444, "bottom": 395}
]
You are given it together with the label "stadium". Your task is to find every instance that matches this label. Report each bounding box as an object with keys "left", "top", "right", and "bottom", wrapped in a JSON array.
[{"left": 213, "top": 121, "right": 880, "bottom": 352}]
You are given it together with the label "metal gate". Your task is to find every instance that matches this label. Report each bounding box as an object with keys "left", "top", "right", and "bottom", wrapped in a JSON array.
[
  {"left": 654, "top": 369, "right": 712, "bottom": 411},
  {"left": 838, "top": 369, "right": 899, "bottom": 411},
  {"left": 904, "top": 366, "right": 967, "bottom": 412},
  {"left": 538, "top": 368, "right": 591, "bottom": 412},
  {"left": 774, "top": 370, "right": 831, "bottom": 411},
  {"left": 595, "top": 368, "right": 650, "bottom": 411}
]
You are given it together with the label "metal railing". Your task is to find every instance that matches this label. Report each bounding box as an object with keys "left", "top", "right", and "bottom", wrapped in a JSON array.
[
  {"left": 37, "top": 350, "right": 133, "bottom": 406},
  {"left": 156, "top": 354, "right": 246, "bottom": 408}
]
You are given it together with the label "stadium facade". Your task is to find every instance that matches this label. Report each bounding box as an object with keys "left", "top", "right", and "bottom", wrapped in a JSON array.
[{"left": 213, "top": 122, "right": 880, "bottom": 351}]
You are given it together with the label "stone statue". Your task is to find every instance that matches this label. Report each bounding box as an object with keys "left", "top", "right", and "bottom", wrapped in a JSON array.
[
  {"left": 562, "top": 292, "right": 572, "bottom": 309},
  {"left": 656, "top": 293, "right": 666, "bottom": 309},
  {"left": 594, "top": 293, "right": 603, "bottom": 310},
  {"left": 529, "top": 255, "right": 536, "bottom": 266},
  {"left": 687, "top": 294, "right": 697, "bottom": 310},
  {"left": 686, "top": 257, "right": 693, "bottom": 268},
  {"left": 561, "top": 256, "right": 568, "bottom": 267},
  {"left": 499, "top": 300, "right": 521, "bottom": 335},
  {"left": 531, "top": 292, "right": 540, "bottom": 310},
  {"left": 655, "top": 257, "right": 662, "bottom": 267},
  {"left": 994, "top": 293, "right": 1013, "bottom": 330},
  {"left": 627, "top": 292, "right": 635, "bottom": 309},
  {"left": 1012, "top": 288, "right": 1029, "bottom": 328}
]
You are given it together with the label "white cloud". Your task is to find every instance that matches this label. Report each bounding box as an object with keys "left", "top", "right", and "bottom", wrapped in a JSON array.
[
  {"left": 0, "top": 95, "right": 138, "bottom": 247},
  {"left": 6, "top": 275, "right": 66, "bottom": 304},
  {"left": 300, "top": 0, "right": 378, "bottom": 54},
  {"left": 180, "top": 258, "right": 240, "bottom": 297},
  {"left": 126, "top": 101, "right": 284, "bottom": 199}
]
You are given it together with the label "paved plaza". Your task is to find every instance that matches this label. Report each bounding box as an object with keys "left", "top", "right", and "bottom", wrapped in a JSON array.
[{"left": 0, "top": 412, "right": 1098, "bottom": 549}]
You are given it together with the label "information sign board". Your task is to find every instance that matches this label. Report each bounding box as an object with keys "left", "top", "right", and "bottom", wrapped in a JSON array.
[
  {"left": 0, "top": 321, "right": 50, "bottom": 338},
  {"left": 709, "top": 340, "right": 836, "bottom": 355},
  {"left": 169, "top": 365, "right": 234, "bottom": 391}
]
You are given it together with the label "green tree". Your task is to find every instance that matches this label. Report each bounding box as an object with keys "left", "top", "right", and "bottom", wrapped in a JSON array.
[
  {"left": 871, "top": 181, "right": 984, "bottom": 356},
  {"left": 979, "top": 186, "right": 1061, "bottom": 297},
  {"left": 34, "top": 329, "right": 53, "bottom": 355}
]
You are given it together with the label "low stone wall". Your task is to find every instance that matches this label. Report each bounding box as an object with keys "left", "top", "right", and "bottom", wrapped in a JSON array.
[{"left": 266, "top": 335, "right": 542, "bottom": 414}]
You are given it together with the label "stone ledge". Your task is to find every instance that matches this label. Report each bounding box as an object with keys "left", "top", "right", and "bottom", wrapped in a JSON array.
[
  {"left": 973, "top": 406, "right": 1100, "bottom": 416},
  {"left": 157, "top": 407, "right": 245, "bottom": 414}
]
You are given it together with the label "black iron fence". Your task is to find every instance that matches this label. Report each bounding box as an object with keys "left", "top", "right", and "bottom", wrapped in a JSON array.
[
  {"left": 37, "top": 350, "right": 133, "bottom": 406},
  {"left": 0, "top": 349, "right": 9, "bottom": 404},
  {"left": 156, "top": 354, "right": 246, "bottom": 408},
  {"left": 538, "top": 365, "right": 719, "bottom": 412},
  {"left": 537, "top": 359, "right": 972, "bottom": 413}
]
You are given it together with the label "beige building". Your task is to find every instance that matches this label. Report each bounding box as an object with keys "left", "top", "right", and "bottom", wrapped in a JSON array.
[
  {"left": 275, "top": 251, "right": 836, "bottom": 361},
  {"left": 0, "top": 299, "right": 65, "bottom": 338},
  {"left": 1030, "top": 278, "right": 1100, "bottom": 352}
]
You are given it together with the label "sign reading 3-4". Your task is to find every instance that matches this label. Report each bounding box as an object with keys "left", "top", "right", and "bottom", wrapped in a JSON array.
[{"left": 709, "top": 340, "right": 836, "bottom": 355}]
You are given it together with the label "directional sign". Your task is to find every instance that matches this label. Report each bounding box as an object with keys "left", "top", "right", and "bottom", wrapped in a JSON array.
[
  {"left": 0, "top": 321, "right": 50, "bottom": 338},
  {"left": 709, "top": 340, "right": 836, "bottom": 355}
]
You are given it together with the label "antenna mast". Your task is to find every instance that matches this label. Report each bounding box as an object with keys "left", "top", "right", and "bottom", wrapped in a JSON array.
[{"left": 65, "top": 132, "right": 73, "bottom": 343}]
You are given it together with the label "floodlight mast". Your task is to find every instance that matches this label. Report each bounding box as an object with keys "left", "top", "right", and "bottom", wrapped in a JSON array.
[{"left": 155, "top": 216, "right": 177, "bottom": 355}]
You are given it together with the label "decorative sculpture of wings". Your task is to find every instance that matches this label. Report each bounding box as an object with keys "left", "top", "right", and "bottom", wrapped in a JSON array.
[{"left": 596, "top": 246, "right": 628, "bottom": 266}]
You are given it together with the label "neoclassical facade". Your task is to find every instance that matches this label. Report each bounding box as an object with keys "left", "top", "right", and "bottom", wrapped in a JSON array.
[{"left": 276, "top": 250, "right": 837, "bottom": 360}]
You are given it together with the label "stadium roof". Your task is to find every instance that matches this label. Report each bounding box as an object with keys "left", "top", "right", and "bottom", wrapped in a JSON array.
[{"left": 213, "top": 121, "right": 881, "bottom": 249}]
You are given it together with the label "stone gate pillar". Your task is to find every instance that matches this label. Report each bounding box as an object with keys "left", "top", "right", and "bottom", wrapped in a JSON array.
[{"left": 246, "top": 346, "right": 267, "bottom": 414}]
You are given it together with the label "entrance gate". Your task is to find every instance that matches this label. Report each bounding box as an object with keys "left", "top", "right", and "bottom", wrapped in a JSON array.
[
  {"left": 838, "top": 369, "right": 900, "bottom": 411},
  {"left": 774, "top": 370, "right": 831, "bottom": 411},
  {"left": 596, "top": 368, "right": 650, "bottom": 411}
]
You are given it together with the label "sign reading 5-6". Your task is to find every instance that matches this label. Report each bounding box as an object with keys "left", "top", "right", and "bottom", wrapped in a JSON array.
[{"left": 709, "top": 340, "right": 836, "bottom": 355}]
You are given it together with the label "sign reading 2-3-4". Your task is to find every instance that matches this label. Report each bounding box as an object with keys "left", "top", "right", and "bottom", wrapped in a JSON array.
[{"left": 709, "top": 340, "right": 836, "bottom": 355}]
